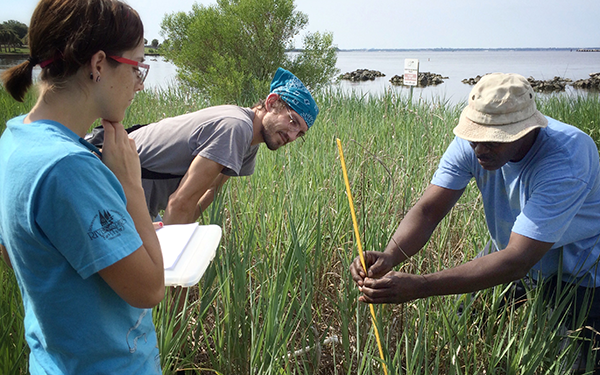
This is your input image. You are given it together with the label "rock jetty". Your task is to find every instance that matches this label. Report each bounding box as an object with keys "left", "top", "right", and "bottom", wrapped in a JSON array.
[
  {"left": 527, "top": 76, "right": 571, "bottom": 92},
  {"left": 461, "top": 74, "right": 490, "bottom": 85},
  {"left": 339, "top": 69, "right": 385, "bottom": 82},
  {"left": 389, "top": 72, "right": 447, "bottom": 87},
  {"left": 463, "top": 73, "right": 600, "bottom": 92},
  {"left": 572, "top": 73, "right": 600, "bottom": 90}
]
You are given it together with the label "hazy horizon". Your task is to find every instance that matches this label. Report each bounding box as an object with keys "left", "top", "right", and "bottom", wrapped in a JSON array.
[{"left": 4, "top": 0, "right": 599, "bottom": 50}]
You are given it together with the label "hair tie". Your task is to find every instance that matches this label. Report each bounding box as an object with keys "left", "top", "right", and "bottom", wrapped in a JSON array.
[
  {"left": 27, "top": 56, "right": 40, "bottom": 66},
  {"left": 39, "top": 58, "right": 54, "bottom": 68}
]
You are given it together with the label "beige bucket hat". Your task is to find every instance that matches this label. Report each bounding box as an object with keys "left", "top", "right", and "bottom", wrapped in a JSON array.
[{"left": 453, "top": 73, "right": 548, "bottom": 142}]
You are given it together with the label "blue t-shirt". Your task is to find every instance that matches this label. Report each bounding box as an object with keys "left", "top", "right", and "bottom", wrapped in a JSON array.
[
  {"left": 0, "top": 116, "right": 161, "bottom": 374},
  {"left": 431, "top": 116, "right": 600, "bottom": 287}
]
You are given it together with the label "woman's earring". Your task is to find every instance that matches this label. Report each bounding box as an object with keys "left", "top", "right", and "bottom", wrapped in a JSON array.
[
  {"left": 95, "top": 72, "right": 101, "bottom": 82},
  {"left": 90, "top": 72, "right": 94, "bottom": 80}
]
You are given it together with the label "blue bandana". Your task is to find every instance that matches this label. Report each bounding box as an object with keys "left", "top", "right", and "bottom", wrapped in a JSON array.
[{"left": 269, "top": 67, "right": 319, "bottom": 128}]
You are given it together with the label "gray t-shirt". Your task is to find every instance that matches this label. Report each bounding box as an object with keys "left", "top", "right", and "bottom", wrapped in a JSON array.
[{"left": 130, "top": 105, "right": 259, "bottom": 217}]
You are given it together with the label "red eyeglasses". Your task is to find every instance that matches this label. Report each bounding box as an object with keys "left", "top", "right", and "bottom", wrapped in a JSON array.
[{"left": 108, "top": 55, "right": 150, "bottom": 83}]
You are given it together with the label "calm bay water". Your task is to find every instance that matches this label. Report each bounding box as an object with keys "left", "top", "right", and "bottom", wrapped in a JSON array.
[
  {"left": 333, "top": 50, "right": 600, "bottom": 105},
  {"left": 2, "top": 50, "right": 599, "bottom": 105}
]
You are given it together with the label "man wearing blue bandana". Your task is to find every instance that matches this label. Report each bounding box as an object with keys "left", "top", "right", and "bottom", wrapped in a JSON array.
[{"left": 125, "top": 67, "right": 319, "bottom": 224}]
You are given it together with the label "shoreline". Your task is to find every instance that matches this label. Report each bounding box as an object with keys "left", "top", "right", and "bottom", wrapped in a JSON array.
[{"left": 3, "top": 48, "right": 600, "bottom": 59}]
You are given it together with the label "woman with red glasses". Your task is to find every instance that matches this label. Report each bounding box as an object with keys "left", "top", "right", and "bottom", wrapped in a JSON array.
[{"left": 0, "top": 0, "right": 164, "bottom": 373}]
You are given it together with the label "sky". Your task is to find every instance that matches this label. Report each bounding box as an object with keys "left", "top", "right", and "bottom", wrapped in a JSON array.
[{"left": 4, "top": 0, "right": 600, "bottom": 50}]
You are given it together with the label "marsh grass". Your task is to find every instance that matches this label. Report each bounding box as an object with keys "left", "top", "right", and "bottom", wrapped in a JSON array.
[
  {"left": 1, "top": 85, "right": 599, "bottom": 374},
  {"left": 0, "top": 260, "right": 28, "bottom": 375}
]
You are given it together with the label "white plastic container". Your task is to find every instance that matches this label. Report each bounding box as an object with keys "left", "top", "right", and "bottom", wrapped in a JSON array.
[{"left": 156, "top": 223, "right": 223, "bottom": 287}]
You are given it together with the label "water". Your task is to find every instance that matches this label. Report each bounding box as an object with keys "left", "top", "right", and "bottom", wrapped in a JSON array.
[
  {"left": 144, "top": 56, "right": 179, "bottom": 89},
  {"left": 2, "top": 50, "right": 599, "bottom": 105},
  {"left": 334, "top": 50, "right": 600, "bottom": 104}
]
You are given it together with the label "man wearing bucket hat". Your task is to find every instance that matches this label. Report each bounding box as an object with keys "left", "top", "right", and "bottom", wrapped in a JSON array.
[
  {"left": 351, "top": 73, "right": 600, "bottom": 369},
  {"left": 102, "top": 67, "right": 318, "bottom": 224}
]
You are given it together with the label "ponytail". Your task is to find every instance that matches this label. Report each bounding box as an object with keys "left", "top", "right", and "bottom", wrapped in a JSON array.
[{"left": 1, "top": 57, "right": 37, "bottom": 102}]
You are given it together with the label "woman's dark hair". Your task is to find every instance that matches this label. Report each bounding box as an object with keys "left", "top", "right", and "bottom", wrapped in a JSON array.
[{"left": 1, "top": 0, "right": 144, "bottom": 102}]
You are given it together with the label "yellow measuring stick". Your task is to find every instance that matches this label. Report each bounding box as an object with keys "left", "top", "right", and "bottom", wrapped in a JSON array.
[{"left": 336, "top": 138, "right": 388, "bottom": 375}]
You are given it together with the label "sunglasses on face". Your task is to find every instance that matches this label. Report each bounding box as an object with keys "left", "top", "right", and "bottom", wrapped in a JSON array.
[
  {"left": 286, "top": 107, "right": 306, "bottom": 143},
  {"left": 108, "top": 55, "right": 150, "bottom": 83}
]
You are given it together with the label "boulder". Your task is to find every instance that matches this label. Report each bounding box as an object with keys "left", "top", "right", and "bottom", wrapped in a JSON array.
[
  {"left": 339, "top": 69, "right": 386, "bottom": 82},
  {"left": 462, "top": 74, "right": 572, "bottom": 93},
  {"left": 527, "top": 76, "right": 570, "bottom": 92},
  {"left": 461, "top": 74, "right": 490, "bottom": 85},
  {"left": 389, "top": 72, "right": 447, "bottom": 87},
  {"left": 572, "top": 72, "right": 600, "bottom": 90}
]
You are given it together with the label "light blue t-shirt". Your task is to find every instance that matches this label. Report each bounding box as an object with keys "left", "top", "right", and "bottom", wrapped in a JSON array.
[
  {"left": 0, "top": 116, "right": 161, "bottom": 374},
  {"left": 431, "top": 117, "right": 600, "bottom": 287}
]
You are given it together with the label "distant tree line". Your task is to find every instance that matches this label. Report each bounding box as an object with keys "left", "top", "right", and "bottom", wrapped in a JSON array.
[
  {"left": 0, "top": 20, "right": 28, "bottom": 52},
  {"left": 143, "top": 39, "right": 161, "bottom": 49}
]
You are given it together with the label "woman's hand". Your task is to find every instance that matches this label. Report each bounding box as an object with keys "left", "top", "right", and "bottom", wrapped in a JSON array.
[{"left": 100, "top": 119, "right": 141, "bottom": 188}]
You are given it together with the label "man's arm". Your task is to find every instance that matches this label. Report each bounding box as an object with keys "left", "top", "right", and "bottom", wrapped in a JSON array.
[
  {"left": 351, "top": 184, "right": 465, "bottom": 282},
  {"left": 162, "top": 155, "right": 224, "bottom": 224},
  {"left": 384, "top": 184, "right": 465, "bottom": 265},
  {"left": 197, "top": 174, "right": 230, "bottom": 216},
  {"left": 359, "top": 232, "right": 554, "bottom": 304}
]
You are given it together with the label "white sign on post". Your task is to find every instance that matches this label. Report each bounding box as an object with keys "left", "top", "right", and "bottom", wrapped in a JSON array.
[{"left": 403, "top": 58, "right": 419, "bottom": 86}]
